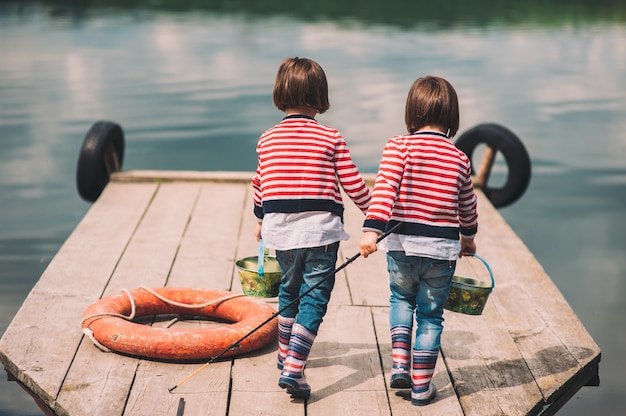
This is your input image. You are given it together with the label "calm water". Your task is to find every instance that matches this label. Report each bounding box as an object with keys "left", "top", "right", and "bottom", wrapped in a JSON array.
[{"left": 1, "top": 2, "right": 625, "bottom": 415}]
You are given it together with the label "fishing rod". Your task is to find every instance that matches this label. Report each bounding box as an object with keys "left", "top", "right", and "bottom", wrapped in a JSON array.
[{"left": 168, "top": 222, "right": 400, "bottom": 393}]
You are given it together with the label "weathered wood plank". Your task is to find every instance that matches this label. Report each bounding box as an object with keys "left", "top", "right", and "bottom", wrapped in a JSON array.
[
  {"left": 469, "top": 192, "right": 600, "bottom": 407},
  {"left": 493, "top": 284, "right": 581, "bottom": 401},
  {"left": 57, "top": 183, "right": 201, "bottom": 415},
  {"left": 167, "top": 183, "right": 248, "bottom": 289},
  {"left": 112, "top": 170, "right": 254, "bottom": 183},
  {"left": 0, "top": 182, "right": 157, "bottom": 415},
  {"left": 125, "top": 350, "right": 232, "bottom": 416},
  {"left": 103, "top": 182, "right": 202, "bottom": 295},
  {"left": 124, "top": 182, "right": 249, "bottom": 415},
  {"left": 442, "top": 302, "right": 545, "bottom": 416},
  {"left": 341, "top": 190, "right": 390, "bottom": 307},
  {"left": 311, "top": 390, "right": 390, "bottom": 416},
  {"left": 474, "top": 192, "right": 599, "bottom": 357},
  {"left": 229, "top": 344, "right": 298, "bottom": 416},
  {"left": 0, "top": 174, "right": 601, "bottom": 416},
  {"left": 228, "top": 186, "right": 297, "bottom": 415},
  {"left": 306, "top": 305, "right": 389, "bottom": 415}
]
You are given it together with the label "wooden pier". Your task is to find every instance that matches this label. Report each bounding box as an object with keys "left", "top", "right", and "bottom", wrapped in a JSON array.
[{"left": 0, "top": 171, "right": 600, "bottom": 416}]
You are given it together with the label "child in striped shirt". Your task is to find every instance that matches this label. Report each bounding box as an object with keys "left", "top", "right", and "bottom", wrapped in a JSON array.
[
  {"left": 359, "top": 75, "right": 478, "bottom": 406},
  {"left": 252, "top": 57, "right": 371, "bottom": 399}
]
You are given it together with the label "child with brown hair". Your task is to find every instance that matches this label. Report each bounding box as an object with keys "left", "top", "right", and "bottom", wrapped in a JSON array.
[
  {"left": 252, "top": 57, "right": 371, "bottom": 399},
  {"left": 359, "top": 75, "right": 478, "bottom": 406}
]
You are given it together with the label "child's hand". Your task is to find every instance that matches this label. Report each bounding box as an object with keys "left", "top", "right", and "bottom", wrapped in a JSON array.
[
  {"left": 254, "top": 222, "right": 262, "bottom": 242},
  {"left": 459, "top": 236, "right": 476, "bottom": 257},
  {"left": 359, "top": 231, "right": 379, "bottom": 258}
]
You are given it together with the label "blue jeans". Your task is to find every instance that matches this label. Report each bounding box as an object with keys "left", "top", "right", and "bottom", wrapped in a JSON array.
[
  {"left": 275, "top": 242, "right": 339, "bottom": 335},
  {"left": 387, "top": 251, "right": 456, "bottom": 351}
]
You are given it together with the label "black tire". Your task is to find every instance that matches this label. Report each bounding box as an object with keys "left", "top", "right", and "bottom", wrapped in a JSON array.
[
  {"left": 455, "top": 123, "right": 531, "bottom": 208},
  {"left": 76, "top": 121, "right": 125, "bottom": 202}
]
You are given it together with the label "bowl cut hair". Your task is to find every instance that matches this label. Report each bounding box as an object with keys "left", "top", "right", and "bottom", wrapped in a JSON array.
[
  {"left": 405, "top": 76, "right": 460, "bottom": 137},
  {"left": 273, "top": 57, "right": 330, "bottom": 114}
]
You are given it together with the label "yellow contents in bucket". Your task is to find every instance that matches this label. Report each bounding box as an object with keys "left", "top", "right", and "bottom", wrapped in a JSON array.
[{"left": 235, "top": 255, "right": 282, "bottom": 298}]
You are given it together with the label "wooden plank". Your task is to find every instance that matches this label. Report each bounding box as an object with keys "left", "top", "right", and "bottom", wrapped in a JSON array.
[
  {"left": 311, "top": 390, "right": 389, "bottom": 416},
  {"left": 492, "top": 284, "right": 581, "bottom": 400},
  {"left": 228, "top": 186, "right": 291, "bottom": 415},
  {"left": 112, "top": 170, "right": 254, "bottom": 183},
  {"left": 306, "top": 305, "right": 389, "bottom": 415},
  {"left": 0, "top": 176, "right": 601, "bottom": 416},
  {"left": 167, "top": 182, "right": 248, "bottom": 289},
  {"left": 124, "top": 182, "right": 250, "bottom": 415},
  {"left": 125, "top": 348, "right": 232, "bottom": 416},
  {"left": 442, "top": 301, "right": 544, "bottom": 416},
  {"left": 0, "top": 182, "right": 157, "bottom": 414},
  {"left": 372, "top": 307, "right": 464, "bottom": 416},
  {"left": 331, "top": 264, "right": 356, "bottom": 307},
  {"left": 103, "top": 182, "right": 202, "bottom": 294},
  {"left": 229, "top": 345, "right": 298, "bottom": 416},
  {"left": 470, "top": 192, "right": 600, "bottom": 406},
  {"left": 474, "top": 192, "right": 599, "bottom": 360},
  {"left": 57, "top": 183, "right": 201, "bottom": 415},
  {"left": 441, "top": 194, "right": 547, "bottom": 416},
  {"left": 341, "top": 190, "right": 390, "bottom": 307}
]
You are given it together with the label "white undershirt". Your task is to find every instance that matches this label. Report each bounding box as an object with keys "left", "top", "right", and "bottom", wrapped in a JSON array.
[
  {"left": 260, "top": 211, "right": 349, "bottom": 250},
  {"left": 378, "top": 233, "right": 460, "bottom": 261}
]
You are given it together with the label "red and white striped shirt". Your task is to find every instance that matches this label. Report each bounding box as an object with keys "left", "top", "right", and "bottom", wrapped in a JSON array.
[
  {"left": 253, "top": 115, "right": 371, "bottom": 221},
  {"left": 363, "top": 131, "right": 478, "bottom": 240}
]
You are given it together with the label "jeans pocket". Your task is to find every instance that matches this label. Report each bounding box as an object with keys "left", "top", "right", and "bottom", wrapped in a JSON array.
[
  {"left": 423, "top": 260, "right": 455, "bottom": 289},
  {"left": 388, "top": 252, "right": 414, "bottom": 292}
]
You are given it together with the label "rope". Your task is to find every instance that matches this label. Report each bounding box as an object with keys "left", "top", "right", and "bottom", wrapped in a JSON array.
[
  {"left": 80, "top": 287, "right": 246, "bottom": 330},
  {"left": 80, "top": 288, "right": 136, "bottom": 327},
  {"left": 82, "top": 327, "right": 112, "bottom": 352},
  {"left": 137, "top": 286, "right": 244, "bottom": 309}
]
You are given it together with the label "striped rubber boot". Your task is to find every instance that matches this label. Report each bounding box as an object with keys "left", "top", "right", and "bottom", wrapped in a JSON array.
[
  {"left": 389, "top": 325, "right": 412, "bottom": 388},
  {"left": 278, "top": 323, "right": 315, "bottom": 398},
  {"left": 277, "top": 316, "right": 295, "bottom": 370},
  {"left": 411, "top": 349, "right": 438, "bottom": 405}
]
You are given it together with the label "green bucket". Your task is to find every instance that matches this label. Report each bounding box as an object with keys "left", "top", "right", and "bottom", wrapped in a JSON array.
[
  {"left": 444, "top": 253, "right": 494, "bottom": 315},
  {"left": 235, "top": 239, "right": 282, "bottom": 298}
]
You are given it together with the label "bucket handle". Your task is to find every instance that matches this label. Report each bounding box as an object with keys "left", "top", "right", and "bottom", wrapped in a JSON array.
[
  {"left": 468, "top": 253, "right": 495, "bottom": 291},
  {"left": 257, "top": 238, "right": 265, "bottom": 279}
]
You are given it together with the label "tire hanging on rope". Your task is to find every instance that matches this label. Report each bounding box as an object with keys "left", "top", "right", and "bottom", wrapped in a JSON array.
[{"left": 455, "top": 123, "right": 531, "bottom": 208}]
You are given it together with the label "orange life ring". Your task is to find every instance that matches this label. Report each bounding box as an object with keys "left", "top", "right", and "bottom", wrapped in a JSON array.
[{"left": 81, "top": 287, "right": 278, "bottom": 361}]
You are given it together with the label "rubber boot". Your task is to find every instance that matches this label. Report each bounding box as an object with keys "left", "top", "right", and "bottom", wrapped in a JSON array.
[
  {"left": 411, "top": 349, "right": 438, "bottom": 405},
  {"left": 277, "top": 316, "right": 295, "bottom": 370},
  {"left": 278, "top": 323, "right": 315, "bottom": 398},
  {"left": 389, "top": 325, "right": 412, "bottom": 388}
]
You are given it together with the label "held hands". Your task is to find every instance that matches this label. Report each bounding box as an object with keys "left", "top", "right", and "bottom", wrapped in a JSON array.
[
  {"left": 254, "top": 222, "right": 262, "bottom": 242},
  {"left": 359, "top": 231, "right": 380, "bottom": 258}
]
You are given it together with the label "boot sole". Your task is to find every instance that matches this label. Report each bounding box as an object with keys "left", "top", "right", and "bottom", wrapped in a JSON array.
[
  {"left": 390, "top": 373, "right": 411, "bottom": 389},
  {"left": 279, "top": 377, "right": 311, "bottom": 398}
]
